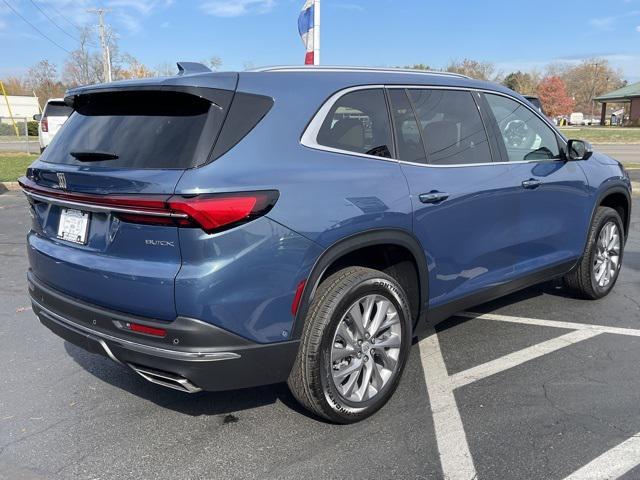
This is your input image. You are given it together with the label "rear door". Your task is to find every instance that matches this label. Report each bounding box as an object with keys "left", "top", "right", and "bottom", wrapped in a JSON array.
[
  {"left": 24, "top": 86, "right": 234, "bottom": 320},
  {"left": 482, "top": 93, "right": 591, "bottom": 274},
  {"left": 391, "top": 87, "right": 521, "bottom": 308}
]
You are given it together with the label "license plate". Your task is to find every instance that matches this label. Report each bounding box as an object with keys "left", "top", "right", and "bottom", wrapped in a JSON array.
[{"left": 57, "top": 208, "right": 90, "bottom": 245}]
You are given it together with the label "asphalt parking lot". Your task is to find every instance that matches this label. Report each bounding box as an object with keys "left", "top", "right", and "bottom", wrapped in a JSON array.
[{"left": 0, "top": 191, "right": 638, "bottom": 480}]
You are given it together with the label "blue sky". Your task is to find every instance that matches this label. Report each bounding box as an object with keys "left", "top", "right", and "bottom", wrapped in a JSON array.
[{"left": 1, "top": 0, "right": 639, "bottom": 81}]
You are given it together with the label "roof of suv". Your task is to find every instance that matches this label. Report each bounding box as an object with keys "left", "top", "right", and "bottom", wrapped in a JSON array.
[{"left": 65, "top": 64, "right": 517, "bottom": 101}]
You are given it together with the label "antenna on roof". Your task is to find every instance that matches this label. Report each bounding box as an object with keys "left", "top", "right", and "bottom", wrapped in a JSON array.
[{"left": 176, "top": 62, "right": 212, "bottom": 76}]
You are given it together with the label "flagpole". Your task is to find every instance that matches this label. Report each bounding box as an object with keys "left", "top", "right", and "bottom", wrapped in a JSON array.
[{"left": 313, "top": 0, "right": 320, "bottom": 65}]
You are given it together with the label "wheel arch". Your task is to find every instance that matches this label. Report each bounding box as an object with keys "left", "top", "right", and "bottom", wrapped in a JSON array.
[
  {"left": 291, "top": 229, "right": 429, "bottom": 339},
  {"left": 597, "top": 186, "right": 631, "bottom": 240}
]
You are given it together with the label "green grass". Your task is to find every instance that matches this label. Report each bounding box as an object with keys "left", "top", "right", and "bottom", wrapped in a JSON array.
[
  {"left": 559, "top": 127, "right": 640, "bottom": 144},
  {"left": 0, "top": 153, "right": 36, "bottom": 182}
]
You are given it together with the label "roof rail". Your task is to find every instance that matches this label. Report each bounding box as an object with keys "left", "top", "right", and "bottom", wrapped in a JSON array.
[
  {"left": 176, "top": 62, "right": 212, "bottom": 76},
  {"left": 250, "top": 65, "right": 471, "bottom": 79}
]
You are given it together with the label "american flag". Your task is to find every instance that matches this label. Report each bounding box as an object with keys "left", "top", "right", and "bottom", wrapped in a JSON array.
[{"left": 298, "top": 0, "right": 318, "bottom": 65}]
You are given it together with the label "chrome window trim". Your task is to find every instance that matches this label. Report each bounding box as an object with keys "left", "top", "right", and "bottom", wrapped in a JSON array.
[{"left": 301, "top": 84, "right": 567, "bottom": 169}]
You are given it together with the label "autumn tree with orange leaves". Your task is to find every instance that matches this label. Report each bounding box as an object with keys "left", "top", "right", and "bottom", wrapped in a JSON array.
[{"left": 536, "top": 76, "right": 575, "bottom": 117}]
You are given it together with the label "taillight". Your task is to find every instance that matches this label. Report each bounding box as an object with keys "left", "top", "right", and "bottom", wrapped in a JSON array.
[
  {"left": 41, "top": 117, "right": 48, "bottom": 132},
  {"left": 18, "top": 178, "right": 279, "bottom": 234},
  {"left": 167, "top": 192, "right": 278, "bottom": 233}
]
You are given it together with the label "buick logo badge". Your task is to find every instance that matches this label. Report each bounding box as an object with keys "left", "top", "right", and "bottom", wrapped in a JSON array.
[{"left": 56, "top": 172, "right": 67, "bottom": 190}]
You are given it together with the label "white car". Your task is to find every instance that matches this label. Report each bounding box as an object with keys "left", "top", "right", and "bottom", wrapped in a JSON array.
[{"left": 34, "top": 99, "right": 73, "bottom": 152}]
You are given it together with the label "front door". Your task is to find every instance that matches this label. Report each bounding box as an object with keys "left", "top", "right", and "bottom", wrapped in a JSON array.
[{"left": 482, "top": 93, "right": 591, "bottom": 276}]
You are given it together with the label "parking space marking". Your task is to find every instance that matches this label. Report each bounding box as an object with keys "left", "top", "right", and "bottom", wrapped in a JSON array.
[
  {"left": 419, "top": 329, "right": 477, "bottom": 480},
  {"left": 449, "top": 329, "right": 601, "bottom": 389},
  {"left": 418, "top": 311, "right": 640, "bottom": 480},
  {"left": 459, "top": 311, "right": 640, "bottom": 338},
  {"left": 563, "top": 432, "right": 640, "bottom": 480}
]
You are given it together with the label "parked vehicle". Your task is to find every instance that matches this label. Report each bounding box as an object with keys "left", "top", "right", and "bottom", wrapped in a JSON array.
[
  {"left": 524, "top": 95, "right": 545, "bottom": 115},
  {"left": 570, "top": 112, "right": 585, "bottom": 126},
  {"left": 20, "top": 64, "right": 632, "bottom": 424},
  {"left": 33, "top": 98, "right": 73, "bottom": 153}
]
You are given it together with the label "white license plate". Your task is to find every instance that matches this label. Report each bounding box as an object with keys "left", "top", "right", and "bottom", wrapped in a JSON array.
[{"left": 57, "top": 208, "right": 90, "bottom": 245}]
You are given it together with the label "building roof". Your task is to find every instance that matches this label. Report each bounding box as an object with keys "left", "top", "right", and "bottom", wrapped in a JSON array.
[{"left": 595, "top": 81, "right": 640, "bottom": 102}]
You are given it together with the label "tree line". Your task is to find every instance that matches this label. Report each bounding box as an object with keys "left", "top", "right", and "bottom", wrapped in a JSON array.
[
  {"left": 1, "top": 51, "right": 627, "bottom": 118},
  {"left": 408, "top": 58, "right": 627, "bottom": 118}
]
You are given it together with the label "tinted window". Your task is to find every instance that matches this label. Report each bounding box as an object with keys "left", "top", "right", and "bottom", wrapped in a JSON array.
[
  {"left": 485, "top": 93, "right": 559, "bottom": 162},
  {"left": 41, "top": 91, "right": 224, "bottom": 169},
  {"left": 408, "top": 89, "right": 492, "bottom": 165},
  {"left": 44, "top": 102, "right": 73, "bottom": 117},
  {"left": 317, "top": 89, "right": 393, "bottom": 158},
  {"left": 388, "top": 89, "right": 427, "bottom": 164}
]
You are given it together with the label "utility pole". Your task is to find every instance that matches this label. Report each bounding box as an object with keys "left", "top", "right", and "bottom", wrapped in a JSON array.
[
  {"left": 87, "top": 8, "right": 112, "bottom": 82},
  {"left": 313, "top": 0, "right": 320, "bottom": 65}
]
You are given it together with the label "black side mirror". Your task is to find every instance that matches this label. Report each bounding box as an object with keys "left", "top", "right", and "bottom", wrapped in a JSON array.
[
  {"left": 566, "top": 139, "right": 593, "bottom": 161},
  {"left": 33, "top": 114, "right": 42, "bottom": 121}
]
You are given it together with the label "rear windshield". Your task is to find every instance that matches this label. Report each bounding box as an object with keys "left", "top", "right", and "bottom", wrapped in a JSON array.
[
  {"left": 44, "top": 102, "right": 73, "bottom": 117},
  {"left": 40, "top": 90, "right": 223, "bottom": 169}
]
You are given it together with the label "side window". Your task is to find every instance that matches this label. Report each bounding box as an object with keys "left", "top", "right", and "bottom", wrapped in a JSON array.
[
  {"left": 316, "top": 89, "right": 393, "bottom": 158},
  {"left": 388, "top": 89, "right": 427, "bottom": 164},
  {"left": 408, "top": 89, "right": 492, "bottom": 165},
  {"left": 485, "top": 93, "right": 560, "bottom": 162}
]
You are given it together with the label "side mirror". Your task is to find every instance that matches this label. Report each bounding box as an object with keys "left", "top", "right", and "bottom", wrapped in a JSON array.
[
  {"left": 566, "top": 139, "right": 593, "bottom": 161},
  {"left": 33, "top": 114, "right": 42, "bottom": 121}
]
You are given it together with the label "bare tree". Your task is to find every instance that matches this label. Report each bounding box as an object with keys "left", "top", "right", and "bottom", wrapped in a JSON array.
[
  {"left": 63, "top": 27, "right": 102, "bottom": 87},
  {"left": 27, "top": 60, "right": 66, "bottom": 108},
  {"left": 0, "top": 76, "right": 30, "bottom": 95},
  {"left": 204, "top": 56, "right": 223, "bottom": 71},
  {"left": 155, "top": 62, "right": 176, "bottom": 77},
  {"left": 446, "top": 59, "right": 497, "bottom": 81}
]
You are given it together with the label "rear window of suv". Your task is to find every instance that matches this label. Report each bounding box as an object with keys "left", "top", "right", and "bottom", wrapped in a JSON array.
[
  {"left": 44, "top": 102, "right": 73, "bottom": 117},
  {"left": 40, "top": 90, "right": 227, "bottom": 169}
]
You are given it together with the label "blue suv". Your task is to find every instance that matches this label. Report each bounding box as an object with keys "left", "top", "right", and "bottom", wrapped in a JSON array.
[{"left": 20, "top": 64, "right": 632, "bottom": 423}]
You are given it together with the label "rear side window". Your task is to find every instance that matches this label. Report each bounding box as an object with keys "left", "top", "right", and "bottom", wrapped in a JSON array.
[
  {"left": 316, "top": 89, "right": 393, "bottom": 158},
  {"left": 44, "top": 102, "right": 73, "bottom": 117},
  {"left": 485, "top": 93, "right": 560, "bottom": 162},
  {"left": 40, "top": 90, "right": 228, "bottom": 169},
  {"left": 408, "top": 89, "right": 492, "bottom": 165}
]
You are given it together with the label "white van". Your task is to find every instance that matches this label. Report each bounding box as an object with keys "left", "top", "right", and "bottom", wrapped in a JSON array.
[{"left": 34, "top": 99, "right": 73, "bottom": 152}]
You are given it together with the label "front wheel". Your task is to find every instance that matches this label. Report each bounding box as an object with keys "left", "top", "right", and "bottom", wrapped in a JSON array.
[
  {"left": 564, "top": 206, "right": 625, "bottom": 299},
  {"left": 287, "top": 266, "right": 412, "bottom": 423}
]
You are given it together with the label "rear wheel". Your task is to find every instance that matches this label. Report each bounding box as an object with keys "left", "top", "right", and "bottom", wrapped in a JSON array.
[
  {"left": 288, "top": 266, "right": 412, "bottom": 423},
  {"left": 564, "top": 206, "right": 624, "bottom": 299}
]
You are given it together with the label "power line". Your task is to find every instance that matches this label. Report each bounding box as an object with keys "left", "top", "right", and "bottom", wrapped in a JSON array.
[
  {"left": 1, "top": 0, "right": 71, "bottom": 53},
  {"left": 29, "top": 0, "right": 98, "bottom": 48},
  {"left": 41, "top": 0, "right": 84, "bottom": 32},
  {"left": 28, "top": 0, "right": 81, "bottom": 43}
]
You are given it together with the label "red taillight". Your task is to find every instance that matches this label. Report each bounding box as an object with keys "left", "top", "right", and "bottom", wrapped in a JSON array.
[
  {"left": 41, "top": 117, "right": 48, "bottom": 133},
  {"left": 291, "top": 280, "right": 306, "bottom": 316},
  {"left": 18, "top": 177, "right": 278, "bottom": 233},
  {"left": 126, "top": 322, "right": 166, "bottom": 337}
]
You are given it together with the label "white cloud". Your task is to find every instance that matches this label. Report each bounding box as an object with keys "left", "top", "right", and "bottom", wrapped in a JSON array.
[
  {"left": 199, "top": 0, "right": 276, "bottom": 17},
  {"left": 589, "top": 10, "right": 640, "bottom": 30},
  {"left": 636, "top": 25, "right": 640, "bottom": 32}
]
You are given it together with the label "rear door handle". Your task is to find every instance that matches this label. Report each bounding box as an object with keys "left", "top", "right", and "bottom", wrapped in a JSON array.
[
  {"left": 419, "top": 192, "right": 449, "bottom": 204},
  {"left": 521, "top": 179, "right": 542, "bottom": 189}
]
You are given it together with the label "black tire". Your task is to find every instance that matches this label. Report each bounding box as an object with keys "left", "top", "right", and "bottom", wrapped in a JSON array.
[
  {"left": 564, "top": 206, "right": 625, "bottom": 299},
  {"left": 287, "top": 266, "right": 412, "bottom": 424}
]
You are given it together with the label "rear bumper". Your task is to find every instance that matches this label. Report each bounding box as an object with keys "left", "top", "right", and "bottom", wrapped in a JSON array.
[{"left": 28, "top": 271, "right": 299, "bottom": 392}]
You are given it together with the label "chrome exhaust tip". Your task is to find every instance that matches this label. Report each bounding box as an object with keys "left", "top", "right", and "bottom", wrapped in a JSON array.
[{"left": 128, "top": 363, "right": 202, "bottom": 393}]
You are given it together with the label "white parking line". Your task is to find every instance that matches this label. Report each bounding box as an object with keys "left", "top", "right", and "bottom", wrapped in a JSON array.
[
  {"left": 418, "top": 311, "right": 640, "bottom": 480},
  {"left": 418, "top": 329, "right": 477, "bottom": 480},
  {"left": 449, "top": 329, "right": 601, "bottom": 389},
  {"left": 563, "top": 433, "right": 640, "bottom": 480},
  {"left": 459, "top": 311, "right": 640, "bottom": 337}
]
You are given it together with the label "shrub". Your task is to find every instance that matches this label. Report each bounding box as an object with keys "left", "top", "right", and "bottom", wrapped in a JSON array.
[{"left": 28, "top": 121, "right": 39, "bottom": 136}]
